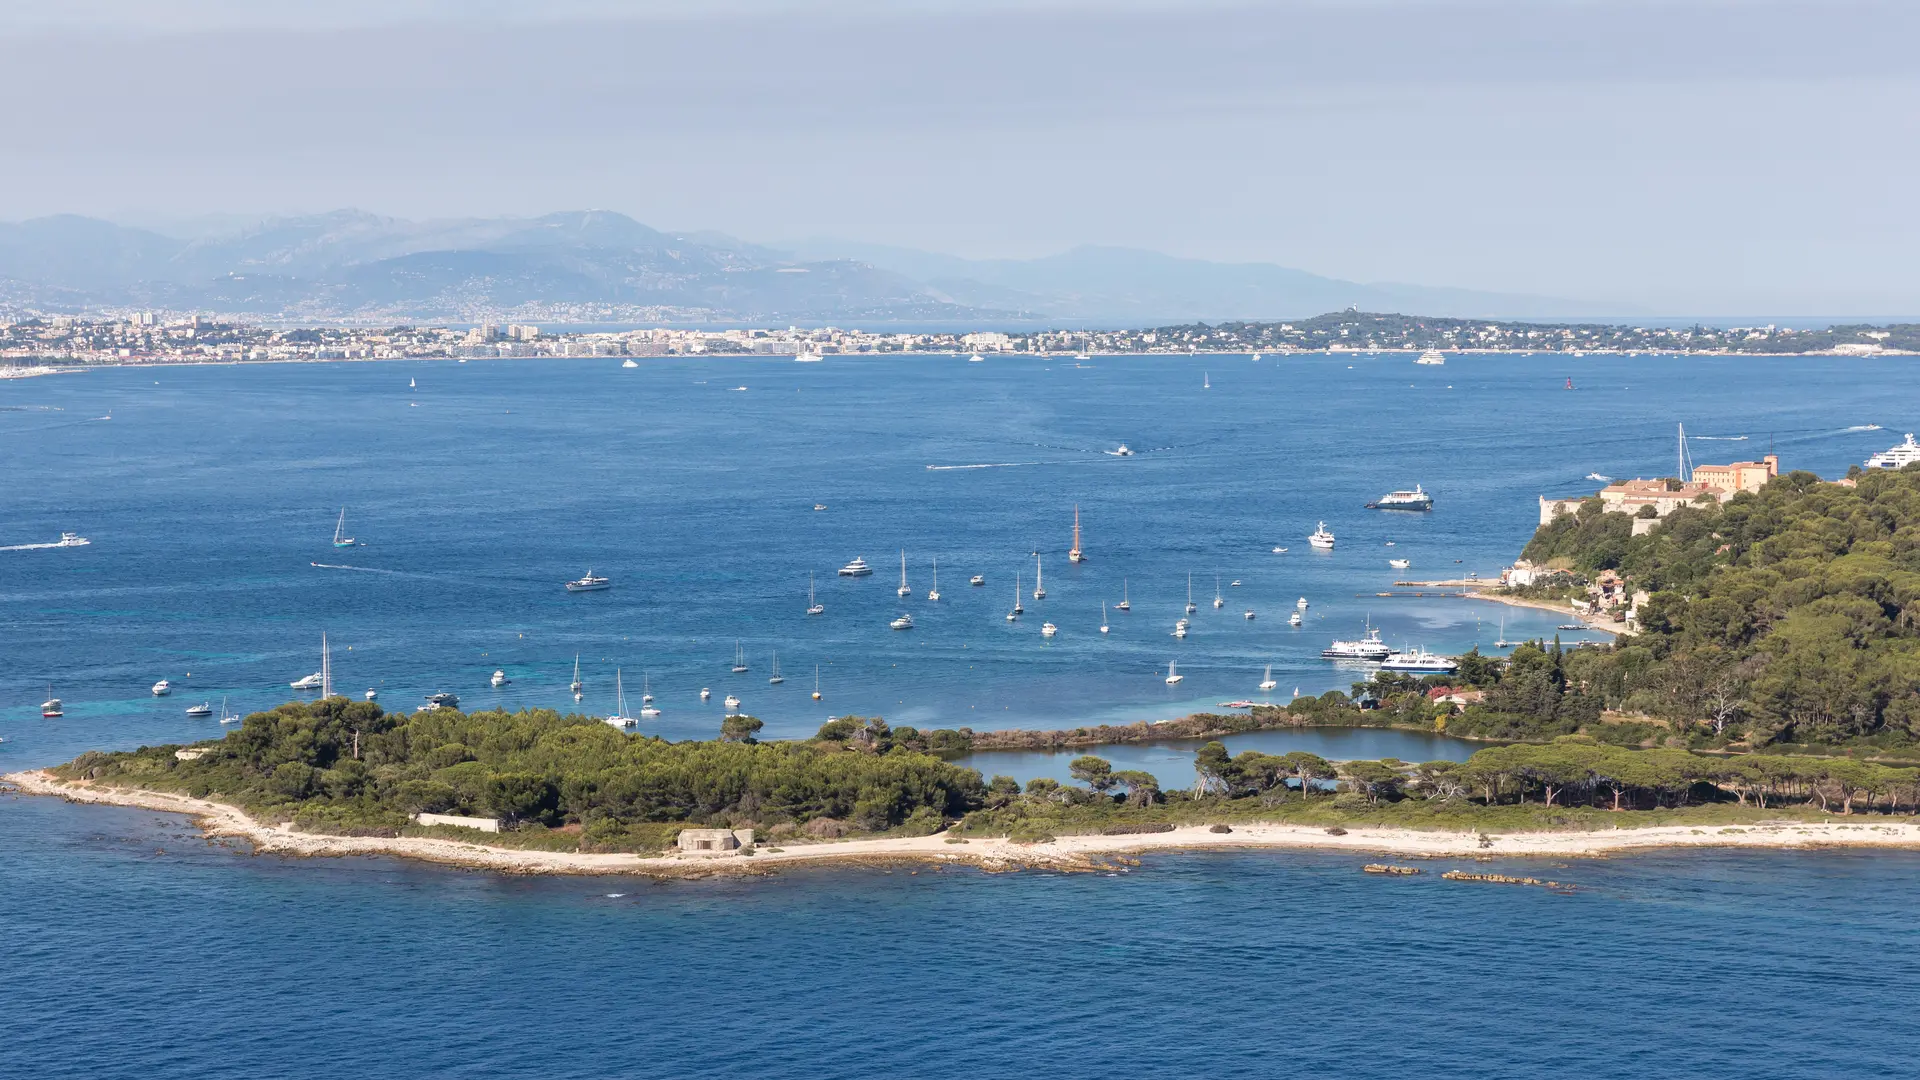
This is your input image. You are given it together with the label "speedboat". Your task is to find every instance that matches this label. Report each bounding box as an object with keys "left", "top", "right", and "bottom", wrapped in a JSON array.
[
  {"left": 151, "top": 679, "right": 172, "bottom": 696},
  {"left": 724, "top": 694, "right": 741, "bottom": 711},
  {"left": 491, "top": 669, "right": 509, "bottom": 687},
  {"left": 1379, "top": 648, "right": 1458, "bottom": 675},
  {"left": 1172, "top": 624, "right": 1187, "bottom": 638},
  {"left": 890, "top": 613, "right": 914, "bottom": 630},
  {"left": 970, "top": 574, "right": 985, "bottom": 587},
  {"left": 968, "top": 353, "right": 984, "bottom": 362},
  {"left": 1041, "top": 622, "right": 1057, "bottom": 637},
  {"left": 1389, "top": 558, "right": 1411, "bottom": 569},
  {"left": 291, "top": 673, "right": 324, "bottom": 690},
  {"left": 814, "top": 503, "right": 827, "bottom": 511},
  {"left": 1244, "top": 609, "right": 1256, "bottom": 619},
  {"left": 1230, "top": 580, "right": 1241, "bottom": 587},
  {"left": 425, "top": 692, "right": 460, "bottom": 709},
  {"left": 838, "top": 556, "right": 874, "bottom": 576},
  {"left": 1322, "top": 626, "right": 1392, "bottom": 661},
  {"left": 56, "top": 532, "right": 90, "bottom": 547},
  {"left": 1289, "top": 611, "right": 1303, "bottom": 627},
  {"left": 1309, "top": 522, "right": 1336, "bottom": 550},
  {"left": 1368, "top": 485, "right": 1434, "bottom": 511},
  {"left": 1271, "top": 546, "right": 1289, "bottom": 554},
  {"left": 1176, "top": 617, "right": 1190, "bottom": 630},
  {"left": 565, "top": 570, "right": 612, "bottom": 592},
  {"left": 701, "top": 687, "right": 712, "bottom": 701},
  {"left": 185, "top": 702, "right": 213, "bottom": 717},
  {"left": 364, "top": 689, "right": 378, "bottom": 701},
  {"left": 1297, "top": 597, "right": 1310, "bottom": 609},
  {"left": 1108, "top": 444, "right": 1135, "bottom": 457}
]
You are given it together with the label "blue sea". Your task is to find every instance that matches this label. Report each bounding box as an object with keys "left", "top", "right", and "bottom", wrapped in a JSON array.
[{"left": 4, "top": 353, "right": 1919, "bottom": 1076}]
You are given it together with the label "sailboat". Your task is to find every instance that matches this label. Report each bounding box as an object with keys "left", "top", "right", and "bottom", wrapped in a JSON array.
[
  {"left": 1165, "top": 660, "right": 1183, "bottom": 685},
  {"left": 607, "top": 670, "right": 635, "bottom": 727},
  {"left": 639, "top": 672, "right": 660, "bottom": 718},
  {"left": 812, "top": 665, "right": 822, "bottom": 701},
  {"left": 898, "top": 550, "right": 912, "bottom": 597},
  {"left": 1100, "top": 602, "right": 1110, "bottom": 634},
  {"left": 1213, "top": 575, "right": 1225, "bottom": 609},
  {"left": 1068, "top": 505, "right": 1085, "bottom": 563},
  {"left": 331, "top": 509, "right": 355, "bottom": 548},
  {"left": 1185, "top": 574, "right": 1197, "bottom": 614},
  {"left": 570, "top": 655, "right": 583, "bottom": 696},
  {"left": 219, "top": 696, "right": 241, "bottom": 724},
  {"left": 1259, "top": 665, "right": 1278, "bottom": 691},
  {"left": 1203, "top": 372, "right": 1211, "bottom": 389},
  {"left": 1116, "top": 578, "right": 1131, "bottom": 612},
  {"left": 807, "top": 573, "right": 824, "bottom": 616},
  {"left": 1495, "top": 617, "right": 1516, "bottom": 649},
  {"left": 769, "top": 652, "right": 784, "bottom": 685},
  {"left": 927, "top": 557, "right": 941, "bottom": 601},
  {"left": 1008, "top": 573, "right": 1023, "bottom": 620},
  {"left": 731, "top": 641, "right": 749, "bottom": 673},
  {"left": 41, "top": 685, "right": 62, "bottom": 718},
  {"left": 320, "top": 633, "right": 333, "bottom": 698},
  {"left": 409, "top": 377, "right": 416, "bottom": 389}
]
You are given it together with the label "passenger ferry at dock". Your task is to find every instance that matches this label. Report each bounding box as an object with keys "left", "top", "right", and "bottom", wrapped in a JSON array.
[{"left": 1322, "top": 626, "right": 1393, "bottom": 661}]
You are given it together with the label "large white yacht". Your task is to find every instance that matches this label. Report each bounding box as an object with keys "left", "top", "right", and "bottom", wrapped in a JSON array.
[
  {"left": 565, "top": 570, "right": 611, "bottom": 592},
  {"left": 1379, "top": 647, "right": 1459, "bottom": 675},
  {"left": 1322, "top": 626, "right": 1393, "bottom": 661},
  {"left": 1368, "top": 485, "right": 1434, "bottom": 511},
  {"left": 1866, "top": 433, "right": 1920, "bottom": 469},
  {"left": 838, "top": 556, "right": 874, "bottom": 576},
  {"left": 1416, "top": 349, "right": 1446, "bottom": 365},
  {"left": 56, "top": 532, "right": 90, "bottom": 547},
  {"left": 1309, "top": 522, "right": 1336, "bottom": 549},
  {"left": 290, "top": 673, "right": 324, "bottom": 690}
]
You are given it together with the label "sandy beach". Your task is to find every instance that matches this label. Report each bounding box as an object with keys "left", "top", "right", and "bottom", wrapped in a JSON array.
[
  {"left": 1465, "top": 590, "right": 1632, "bottom": 636},
  {"left": 12, "top": 769, "right": 1920, "bottom": 877}
]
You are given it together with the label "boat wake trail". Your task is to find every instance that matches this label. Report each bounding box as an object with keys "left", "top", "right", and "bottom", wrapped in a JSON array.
[
  {"left": 1688, "top": 435, "right": 1749, "bottom": 441},
  {"left": 0, "top": 542, "right": 69, "bottom": 551},
  {"left": 1845, "top": 424, "right": 1885, "bottom": 432},
  {"left": 309, "top": 562, "right": 410, "bottom": 575},
  {"left": 0, "top": 413, "right": 112, "bottom": 437},
  {"left": 925, "top": 462, "right": 1044, "bottom": 470}
]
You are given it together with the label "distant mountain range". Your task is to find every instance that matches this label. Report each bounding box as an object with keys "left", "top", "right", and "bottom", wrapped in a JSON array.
[{"left": 0, "top": 210, "right": 1618, "bottom": 325}]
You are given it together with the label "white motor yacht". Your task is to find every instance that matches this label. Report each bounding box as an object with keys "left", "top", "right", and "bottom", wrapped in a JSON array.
[
  {"left": 185, "top": 702, "right": 212, "bottom": 717},
  {"left": 1108, "top": 444, "right": 1135, "bottom": 457},
  {"left": 565, "top": 570, "right": 612, "bottom": 592},
  {"left": 291, "top": 673, "right": 324, "bottom": 690},
  {"left": 724, "top": 694, "right": 742, "bottom": 712},
  {"left": 1390, "top": 558, "right": 1411, "bottom": 570},
  {"left": 970, "top": 574, "right": 985, "bottom": 587},
  {"left": 1172, "top": 624, "right": 1187, "bottom": 638},
  {"left": 890, "top": 613, "right": 914, "bottom": 630},
  {"left": 838, "top": 556, "right": 874, "bottom": 576},
  {"left": 365, "top": 688, "right": 378, "bottom": 701},
  {"left": 621, "top": 358, "right": 639, "bottom": 368},
  {"left": 1416, "top": 349, "right": 1446, "bottom": 365},
  {"left": 491, "top": 669, "right": 509, "bottom": 687},
  {"left": 151, "top": 679, "right": 171, "bottom": 696},
  {"left": 1309, "top": 522, "right": 1336, "bottom": 550},
  {"left": 1244, "top": 609, "right": 1256, "bottom": 620},
  {"left": 701, "top": 687, "right": 712, "bottom": 701},
  {"left": 1297, "top": 597, "right": 1310, "bottom": 609},
  {"left": 1289, "top": 610, "right": 1303, "bottom": 627},
  {"left": 1041, "top": 622, "right": 1057, "bottom": 637},
  {"left": 1867, "top": 433, "right": 1920, "bottom": 469},
  {"left": 56, "top": 532, "right": 90, "bottom": 547}
]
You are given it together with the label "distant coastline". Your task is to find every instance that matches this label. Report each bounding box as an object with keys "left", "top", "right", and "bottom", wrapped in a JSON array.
[{"left": 13, "top": 769, "right": 1920, "bottom": 877}]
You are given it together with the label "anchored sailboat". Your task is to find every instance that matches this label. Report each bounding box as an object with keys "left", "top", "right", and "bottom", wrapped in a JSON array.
[
  {"left": 898, "top": 550, "right": 912, "bottom": 597},
  {"left": 928, "top": 557, "right": 941, "bottom": 601},
  {"left": 807, "top": 573, "right": 824, "bottom": 616},
  {"left": 1117, "top": 578, "right": 1131, "bottom": 612},
  {"left": 1068, "top": 505, "right": 1085, "bottom": 563},
  {"left": 731, "top": 641, "right": 748, "bottom": 673},
  {"left": 331, "top": 509, "right": 355, "bottom": 548},
  {"left": 570, "top": 655, "right": 583, "bottom": 697},
  {"left": 1008, "top": 572, "right": 1023, "bottom": 620},
  {"left": 1100, "top": 602, "right": 1109, "bottom": 634},
  {"left": 607, "top": 669, "right": 635, "bottom": 728},
  {"left": 1186, "top": 574, "right": 1197, "bottom": 614},
  {"left": 1165, "top": 660, "right": 1183, "bottom": 684},
  {"left": 1213, "top": 575, "right": 1225, "bottom": 609},
  {"left": 1259, "top": 665, "right": 1277, "bottom": 691},
  {"left": 640, "top": 672, "right": 661, "bottom": 718},
  {"left": 812, "top": 665, "right": 822, "bottom": 701},
  {"left": 1033, "top": 553, "right": 1045, "bottom": 599},
  {"left": 769, "top": 652, "right": 784, "bottom": 684}
]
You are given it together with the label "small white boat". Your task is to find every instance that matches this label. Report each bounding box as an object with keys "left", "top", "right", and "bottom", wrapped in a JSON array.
[
  {"left": 1309, "top": 522, "right": 1336, "bottom": 550},
  {"left": 219, "top": 697, "right": 242, "bottom": 724},
  {"left": 724, "top": 694, "right": 741, "bottom": 712},
  {"left": 813, "top": 503, "right": 827, "bottom": 511},
  {"left": 1389, "top": 558, "right": 1411, "bottom": 570},
  {"left": 365, "top": 688, "right": 378, "bottom": 702},
  {"left": 898, "top": 550, "right": 912, "bottom": 597},
  {"left": 1230, "top": 580, "right": 1241, "bottom": 587},
  {"left": 1272, "top": 546, "right": 1288, "bottom": 554},
  {"left": 1172, "top": 624, "right": 1187, "bottom": 638},
  {"left": 291, "top": 672, "right": 324, "bottom": 690},
  {"left": 968, "top": 353, "right": 984, "bottom": 362},
  {"left": 570, "top": 655, "right": 583, "bottom": 695},
  {"left": 1165, "top": 661, "right": 1183, "bottom": 685},
  {"left": 700, "top": 687, "right": 712, "bottom": 701},
  {"left": 1245, "top": 609, "right": 1256, "bottom": 620},
  {"left": 621, "top": 358, "right": 639, "bottom": 368},
  {"left": 1259, "top": 665, "right": 1277, "bottom": 691},
  {"left": 890, "top": 613, "right": 914, "bottom": 630},
  {"left": 185, "top": 702, "right": 212, "bottom": 717},
  {"left": 970, "top": 574, "right": 985, "bottom": 587},
  {"left": 768, "top": 654, "right": 784, "bottom": 685},
  {"left": 491, "top": 669, "right": 509, "bottom": 687},
  {"left": 807, "top": 573, "right": 824, "bottom": 616},
  {"left": 1297, "top": 597, "right": 1310, "bottom": 610},
  {"left": 812, "top": 665, "right": 822, "bottom": 701},
  {"left": 565, "top": 570, "right": 612, "bottom": 592},
  {"left": 1108, "top": 443, "right": 1135, "bottom": 457},
  {"left": 606, "top": 669, "right": 636, "bottom": 728},
  {"left": 839, "top": 556, "right": 873, "bottom": 576},
  {"left": 55, "top": 532, "right": 90, "bottom": 547},
  {"left": 732, "top": 641, "right": 749, "bottom": 673},
  {"left": 1041, "top": 622, "right": 1057, "bottom": 637},
  {"left": 151, "top": 679, "right": 171, "bottom": 696},
  {"left": 927, "top": 557, "right": 941, "bottom": 601},
  {"left": 1011, "top": 572, "right": 1024, "bottom": 618},
  {"left": 639, "top": 674, "right": 661, "bottom": 718},
  {"left": 1116, "top": 578, "right": 1130, "bottom": 611},
  {"left": 1289, "top": 610, "right": 1303, "bottom": 627}
]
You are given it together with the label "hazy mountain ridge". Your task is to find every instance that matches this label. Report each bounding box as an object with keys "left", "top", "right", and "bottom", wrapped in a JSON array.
[{"left": 0, "top": 210, "right": 1608, "bottom": 323}]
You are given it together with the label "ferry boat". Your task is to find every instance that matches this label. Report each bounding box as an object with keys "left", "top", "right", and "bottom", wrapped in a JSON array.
[
  {"left": 838, "top": 556, "right": 873, "bottom": 576},
  {"left": 1379, "top": 647, "right": 1458, "bottom": 675},
  {"left": 1367, "top": 485, "right": 1433, "bottom": 511},
  {"left": 1308, "top": 522, "right": 1336, "bottom": 550},
  {"left": 185, "top": 702, "right": 213, "bottom": 717},
  {"left": 890, "top": 613, "right": 914, "bottom": 630},
  {"left": 1416, "top": 349, "right": 1446, "bottom": 365},
  {"left": 291, "top": 673, "right": 324, "bottom": 690},
  {"left": 1322, "top": 626, "right": 1392, "bottom": 661},
  {"left": 1866, "top": 433, "right": 1920, "bottom": 469},
  {"left": 55, "top": 532, "right": 90, "bottom": 547},
  {"left": 565, "top": 570, "right": 611, "bottom": 592}
]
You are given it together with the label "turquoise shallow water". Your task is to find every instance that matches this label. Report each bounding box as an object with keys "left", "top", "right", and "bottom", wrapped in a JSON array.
[{"left": 3, "top": 793, "right": 1917, "bottom": 1079}]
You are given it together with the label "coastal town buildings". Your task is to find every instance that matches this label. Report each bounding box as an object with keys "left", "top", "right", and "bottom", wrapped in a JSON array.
[{"left": 1539, "top": 454, "right": 1782, "bottom": 534}]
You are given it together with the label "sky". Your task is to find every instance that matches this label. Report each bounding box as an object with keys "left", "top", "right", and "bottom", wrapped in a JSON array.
[{"left": 2, "top": 0, "right": 1916, "bottom": 315}]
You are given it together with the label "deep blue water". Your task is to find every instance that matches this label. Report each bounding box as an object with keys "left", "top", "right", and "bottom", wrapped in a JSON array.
[
  {"left": 4, "top": 793, "right": 1917, "bottom": 1079},
  {"left": 7, "top": 354, "right": 1920, "bottom": 1077},
  {"left": 3, "top": 352, "right": 1905, "bottom": 772}
]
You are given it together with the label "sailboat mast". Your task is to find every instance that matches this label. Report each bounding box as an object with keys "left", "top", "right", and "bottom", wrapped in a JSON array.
[{"left": 320, "top": 634, "right": 331, "bottom": 698}]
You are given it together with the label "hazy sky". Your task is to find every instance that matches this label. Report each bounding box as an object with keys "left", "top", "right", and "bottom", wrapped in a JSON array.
[{"left": 3, "top": 0, "right": 1915, "bottom": 314}]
